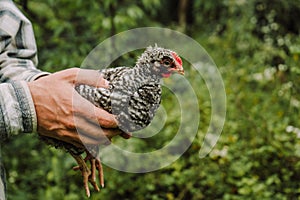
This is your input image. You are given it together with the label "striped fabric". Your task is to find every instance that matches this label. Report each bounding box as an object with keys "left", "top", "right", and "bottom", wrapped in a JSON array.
[{"left": 0, "top": 1, "right": 49, "bottom": 199}]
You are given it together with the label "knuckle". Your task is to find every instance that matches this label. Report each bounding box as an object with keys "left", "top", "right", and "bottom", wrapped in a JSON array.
[
  {"left": 61, "top": 68, "right": 79, "bottom": 81},
  {"left": 66, "top": 68, "right": 80, "bottom": 74},
  {"left": 64, "top": 119, "right": 76, "bottom": 129},
  {"left": 101, "top": 117, "right": 117, "bottom": 128}
]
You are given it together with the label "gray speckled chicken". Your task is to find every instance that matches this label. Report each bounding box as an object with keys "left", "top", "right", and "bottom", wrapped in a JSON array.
[{"left": 40, "top": 45, "right": 184, "bottom": 197}]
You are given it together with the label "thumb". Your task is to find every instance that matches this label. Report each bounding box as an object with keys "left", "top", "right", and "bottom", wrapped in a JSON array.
[{"left": 71, "top": 68, "right": 109, "bottom": 88}]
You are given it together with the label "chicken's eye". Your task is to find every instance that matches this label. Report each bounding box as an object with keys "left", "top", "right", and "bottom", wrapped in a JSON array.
[{"left": 164, "top": 60, "right": 170, "bottom": 65}]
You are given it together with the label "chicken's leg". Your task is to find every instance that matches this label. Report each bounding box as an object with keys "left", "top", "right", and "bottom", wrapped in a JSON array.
[
  {"left": 70, "top": 151, "right": 93, "bottom": 197},
  {"left": 71, "top": 151, "right": 104, "bottom": 197},
  {"left": 86, "top": 154, "right": 104, "bottom": 190}
]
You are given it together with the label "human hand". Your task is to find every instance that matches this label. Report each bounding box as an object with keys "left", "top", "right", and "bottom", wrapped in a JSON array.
[{"left": 28, "top": 68, "right": 130, "bottom": 148}]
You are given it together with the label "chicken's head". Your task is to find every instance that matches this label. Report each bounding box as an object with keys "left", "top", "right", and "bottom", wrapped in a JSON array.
[{"left": 137, "top": 45, "right": 184, "bottom": 78}]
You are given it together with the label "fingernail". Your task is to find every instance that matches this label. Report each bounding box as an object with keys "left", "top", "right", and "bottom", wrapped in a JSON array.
[{"left": 122, "top": 132, "right": 132, "bottom": 139}]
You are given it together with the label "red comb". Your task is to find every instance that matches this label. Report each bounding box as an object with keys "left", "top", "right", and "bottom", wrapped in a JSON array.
[{"left": 172, "top": 52, "right": 182, "bottom": 66}]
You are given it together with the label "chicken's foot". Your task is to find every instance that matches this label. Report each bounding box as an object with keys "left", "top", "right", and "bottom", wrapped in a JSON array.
[{"left": 71, "top": 151, "right": 104, "bottom": 197}]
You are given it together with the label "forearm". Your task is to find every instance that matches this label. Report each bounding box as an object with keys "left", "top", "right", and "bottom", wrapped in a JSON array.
[{"left": 0, "top": 81, "right": 37, "bottom": 141}]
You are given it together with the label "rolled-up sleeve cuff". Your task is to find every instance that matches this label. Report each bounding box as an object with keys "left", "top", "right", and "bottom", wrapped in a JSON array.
[
  {"left": 0, "top": 81, "right": 37, "bottom": 141},
  {"left": 28, "top": 71, "right": 51, "bottom": 81},
  {"left": 27, "top": 69, "right": 50, "bottom": 82},
  {"left": 11, "top": 81, "right": 37, "bottom": 133}
]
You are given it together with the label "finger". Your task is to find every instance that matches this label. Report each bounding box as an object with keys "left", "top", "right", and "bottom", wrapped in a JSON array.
[
  {"left": 75, "top": 68, "right": 109, "bottom": 88},
  {"left": 102, "top": 128, "right": 127, "bottom": 142},
  {"left": 120, "top": 132, "right": 132, "bottom": 139},
  {"left": 93, "top": 107, "right": 118, "bottom": 128},
  {"left": 84, "top": 108, "right": 118, "bottom": 129},
  {"left": 38, "top": 128, "right": 85, "bottom": 149},
  {"left": 45, "top": 127, "right": 104, "bottom": 147},
  {"left": 73, "top": 91, "right": 118, "bottom": 128},
  {"left": 74, "top": 118, "right": 111, "bottom": 145},
  {"left": 77, "top": 129, "right": 110, "bottom": 146}
]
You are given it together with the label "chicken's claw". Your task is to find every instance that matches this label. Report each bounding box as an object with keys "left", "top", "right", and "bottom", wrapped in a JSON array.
[
  {"left": 71, "top": 151, "right": 104, "bottom": 197},
  {"left": 95, "top": 157, "right": 104, "bottom": 188},
  {"left": 89, "top": 158, "right": 100, "bottom": 191}
]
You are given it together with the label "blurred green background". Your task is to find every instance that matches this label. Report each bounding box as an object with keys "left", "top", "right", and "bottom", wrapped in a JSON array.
[{"left": 2, "top": 0, "right": 300, "bottom": 199}]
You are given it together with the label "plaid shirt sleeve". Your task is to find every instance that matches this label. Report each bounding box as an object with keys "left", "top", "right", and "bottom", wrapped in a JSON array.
[
  {"left": 0, "top": 81, "right": 37, "bottom": 199},
  {"left": 0, "top": 0, "right": 49, "bottom": 81},
  {"left": 0, "top": 0, "right": 50, "bottom": 141},
  {"left": 0, "top": 1, "right": 50, "bottom": 198}
]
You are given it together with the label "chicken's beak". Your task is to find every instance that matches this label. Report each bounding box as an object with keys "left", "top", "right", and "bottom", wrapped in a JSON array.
[
  {"left": 171, "top": 52, "right": 184, "bottom": 75},
  {"left": 177, "top": 68, "right": 185, "bottom": 75},
  {"left": 175, "top": 63, "right": 184, "bottom": 75}
]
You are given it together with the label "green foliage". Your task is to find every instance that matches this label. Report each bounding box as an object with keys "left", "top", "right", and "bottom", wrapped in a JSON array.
[{"left": 2, "top": 0, "right": 300, "bottom": 199}]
